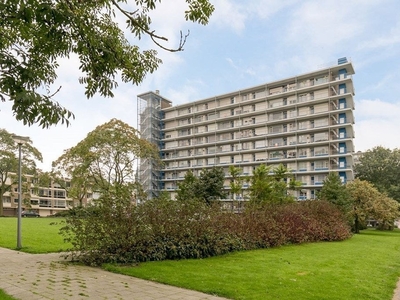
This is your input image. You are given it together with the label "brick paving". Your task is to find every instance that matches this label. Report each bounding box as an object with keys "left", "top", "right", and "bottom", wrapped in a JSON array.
[{"left": 0, "top": 247, "right": 229, "bottom": 300}]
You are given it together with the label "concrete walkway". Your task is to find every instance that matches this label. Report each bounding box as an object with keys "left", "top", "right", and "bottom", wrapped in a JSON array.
[{"left": 0, "top": 248, "right": 229, "bottom": 300}]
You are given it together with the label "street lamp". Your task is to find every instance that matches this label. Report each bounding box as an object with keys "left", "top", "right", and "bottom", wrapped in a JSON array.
[{"left": 11, "top": 135, "right": 30, "bottom": 250}]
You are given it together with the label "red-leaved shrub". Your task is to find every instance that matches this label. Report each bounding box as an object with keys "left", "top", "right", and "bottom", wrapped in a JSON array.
[{"left": 61, "top": 199, "right": 351, "bottom": 265}]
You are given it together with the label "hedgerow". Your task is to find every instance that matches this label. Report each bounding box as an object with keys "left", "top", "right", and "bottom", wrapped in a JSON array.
[{"left": 61, "top": 199, "right": 351, "bottom": 266}]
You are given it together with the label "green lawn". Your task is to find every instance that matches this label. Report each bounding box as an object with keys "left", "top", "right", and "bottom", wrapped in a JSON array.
[
  {"left": 0, "top": 217, "right": 70, "bottom": 253},
  {"left": 0, "top": 289, "right": 17, "bottom": 300},
  {"left": 105, "top": 230, "right": 400, "bottom": 300},
  {"left": 1, "top": 217, "right": 399, "bottom": 299}
]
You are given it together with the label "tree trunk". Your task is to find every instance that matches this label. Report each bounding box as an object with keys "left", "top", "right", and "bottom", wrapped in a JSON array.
[
  {"left": 354, "top": 215, "right": 360, "bottom": 234},
  {"left": 0, "top": 193, "right": 3, "bottom": 216}
]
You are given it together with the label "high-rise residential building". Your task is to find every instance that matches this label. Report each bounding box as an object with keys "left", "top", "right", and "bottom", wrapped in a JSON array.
[{"left": 138, "top": 58, "right": 355, "bottom": 202}]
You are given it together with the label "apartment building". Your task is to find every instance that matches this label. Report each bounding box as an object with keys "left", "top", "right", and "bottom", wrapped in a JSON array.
[
  {"left": 2, "top": 174, "right": 93, "bottom": 216},
  {"left": 138, "top": 57, "right": 355, "bottom": 201}
]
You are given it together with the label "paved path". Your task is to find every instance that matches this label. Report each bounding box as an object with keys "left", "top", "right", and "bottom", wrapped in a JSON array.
[
  {"left": 0, "top": 248, "right": 229, "bottom": 300},
  {"left": 394, "top": 279, "right": 400, "bottom": 300}
]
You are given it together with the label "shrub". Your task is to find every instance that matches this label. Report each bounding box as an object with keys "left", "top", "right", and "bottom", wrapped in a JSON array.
[{"left": 61, "top": 199, "right": 351, "bottom": 266}]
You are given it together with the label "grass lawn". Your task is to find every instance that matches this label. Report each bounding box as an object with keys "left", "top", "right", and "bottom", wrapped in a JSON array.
[
  {"left": 104, "top": 229, "right": 400, "bottom": 300},
  {"left": 0, "top": 217, "right": 70, "bottom": 253},
  {"left": 1, "top": 218, "right": 399, "bottom": 300},
  {"left": 0, "top": 289, "right": 17, "bottom": 300}
]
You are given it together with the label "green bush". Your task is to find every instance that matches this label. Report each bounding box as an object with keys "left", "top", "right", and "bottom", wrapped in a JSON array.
[{"left": 61, "top": 199, "right": 351, "bottom": 266}]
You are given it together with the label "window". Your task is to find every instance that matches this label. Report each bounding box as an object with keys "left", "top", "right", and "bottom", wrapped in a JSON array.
[
  {"left": 270, "top": 151, "right": 283, "bottom": 159},
  {"left": 315, "top": 75, "right": 328, "bottom": 85},
  {"left": 314, "top": 175, "right": 326, "bottom": 185},
  {"left": 271, "top": 112, "right": 282, "bottom": 121},
  {"left": 218, "top": 121, "right": 232, "bottom": 130},
  {"left": 315, "top": 146, "right": 328, "bottom": 156},
  {"left": 178, "top": 150, "right": 188, "bottom": 157},
  {"left": 270, "top": 138, "right": 283, "bottom": 147},
  {"left": 208, "top": 112, "right": 218, "bottom": 120},
  {"left": 299, "top": 148, "right": 308, "bottom": 157},
  {"left": 298, "top": 135, "right": 309, "bottom": 144},
  {"left": 269, "top": 99, "right": 282, "bottom": 108},
  {"left": 179, "top": 118, "right": 191, "bottom": 126},
  {"left": 288, "top": 109, "right": 297, "bottom": 118},
  {"left": 298, "top": 121, "right": 308, "bottom": 130},
  {"left": 288, "top": 136, "right": 297, "bottom": 145},
  {"left": 207, "top": 135, "right": 216, "bottom": 143},
  {"left": 39, "top": 189, "right": 51, "bottom": 197},
  {"left": 54, "top": 200, "right": 66, "bottom": 208},
  {"left": 314, "top": 132, "right": 328, "bottom": 142},
  {"left": 299, "top": 175, "right": 308, "bottom": 185},
  {"left": 314, "top": 160, "right": 328, "bottom": 170},
  {"left": 299, "top": 94, "right": 308, "bottom": 102},
  {"left": 269, "top": 125, "right": 282, "bottom": 134},
  {"left": 39, "top": 199, "right": 51, "bottom": 207},
  {"left": 219, "top": 133, "right": 231, "bottom": 141},
  {"left": 298, "top": 162, "right": 307, "bottom": 171},
  {"left": 178, "top": 129, "right": 191, "bottom": 136},
  {"left": 255, "top": 140, "right": 267, "bottom": 148},
  {"left": 54, "top": 190, "right": 66, "bottom": 199},
  {"left": 208, "top": 147, "right": 216, "bottom": 154}
]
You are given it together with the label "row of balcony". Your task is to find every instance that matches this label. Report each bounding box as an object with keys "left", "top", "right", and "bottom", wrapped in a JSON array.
[
  {"left": 166, "top": 101, "right": 352, "bottom": 130},
  {"left": 168, "top": 74, "right": 352, "bottom": 118},
  {"left": 170, "top": 113, "right": 353, "bottom": 139},
  {"left": 175, "top": 124, "right": 351, "bottom": 142},
  {"left": 164, "top": 153, "right": 351, "bottom": 169},
  {"left": 165, "top": 134, "right": 352, "bottom": 151},
  {"left": 164, "top": 165, "right": 350, "bottom": 182},
  {"left": 165, "top": 146, "right": 349, "bottom": 159}
]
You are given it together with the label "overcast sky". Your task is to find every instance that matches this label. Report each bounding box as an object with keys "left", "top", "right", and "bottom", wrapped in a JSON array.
[{"left": 2, "top": 0, "right": 400, "bottom": 170}]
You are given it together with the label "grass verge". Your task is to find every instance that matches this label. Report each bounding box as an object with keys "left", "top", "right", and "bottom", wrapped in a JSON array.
[
  {"left": 0, "top": 217, "right": 70, "bottom": 253},
  {"left": 104, "top": 229, "right": 400, "bottom": 300}
]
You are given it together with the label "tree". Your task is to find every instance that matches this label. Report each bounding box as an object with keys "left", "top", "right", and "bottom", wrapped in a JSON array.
[
  {"left": 52, "top": 119, "right": 159, "bottom": 204},
  {"left": 0, "top": 129, "right": 42, "bottom": 215},
  {"left": 346, "top": 179, "right": 380, "bottom": 233},
  {"left": 195, "top": 167, "right": 226, "bottom": 205},
  {"left": 354, "top": 146, "right": 400, "bottom": 202},
  {"left": 370, "top": 194, "right": 400, "bottom": 230},
  {"left": 317, "top": 172, "right": 351, "bottom": 212},
  {"left": 0, "top": 0, "right": 214, "bottom": 127},
  {"left": 176, "top": 170, "right": 199, "bottom": 202},
  {"left": 247, "top": 164, "right": 272, "bottom": 205},
  {"left": 271, "top": 164, "right": 301, "bottom": 203},
  {"left": 247, "top": 164, "right": 299, "bottom": 206},
  {"left": 176, "top": 168, "right": 225, "bottom": 204},
  {"left": 229, "top": 165, "right": 244, "bottom": 210}
]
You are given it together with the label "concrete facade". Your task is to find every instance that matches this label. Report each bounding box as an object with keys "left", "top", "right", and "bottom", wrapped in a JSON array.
[{"left": 138, "top": 58, "right": 355, "bottom": 202}]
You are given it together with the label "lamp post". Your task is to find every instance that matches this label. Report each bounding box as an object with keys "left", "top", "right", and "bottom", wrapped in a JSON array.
[{"left": 11, "top": 135, "right": 30, "bottom": 250}]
